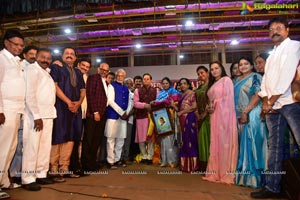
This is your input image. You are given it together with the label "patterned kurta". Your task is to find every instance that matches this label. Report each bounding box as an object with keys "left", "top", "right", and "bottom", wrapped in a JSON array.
[{"left": 50, "top": 64, "right": 85, "bottom": 144}]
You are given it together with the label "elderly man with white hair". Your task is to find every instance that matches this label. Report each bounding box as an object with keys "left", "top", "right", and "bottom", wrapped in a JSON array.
[{"left": 105, "top": 69, "right": 133, "bottom": 169}]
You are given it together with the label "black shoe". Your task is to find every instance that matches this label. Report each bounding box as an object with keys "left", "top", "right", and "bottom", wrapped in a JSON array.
[
  {"left": 250, "top": 188, "right": 280, "bottom": 199},
  {"left": 36, "top": 178, "right": 54, "bottom": 185},
  {"left": 109, "top": 164, "right": 118, "bottom": 170},
  {"left": 116, "top": 161, "right": 126, "bottom": 167},
  {"left": 22, "top": 182, "right": 41, "bottom": 191},
  {"left": 141, "top": 159, "right": 148, "bottom": 164},
  {"left": 147, "top": 159, "right": 153, "bottom": 165},
  {"left": 74, "top": 169, "right": 89, "bottom": 176},
  {"left": 11, "top": 177, "right": 21, "bottom": 185}
]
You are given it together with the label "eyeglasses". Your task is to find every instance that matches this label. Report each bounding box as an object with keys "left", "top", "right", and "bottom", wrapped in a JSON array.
[
  {"left": 7, "top": 39, "right": 25, "bottom": 48},
  {"left": 269, "top": 25, "right": 285, "bottom": 33},
  {"left": 99, "top": 68, "right": 109, "bottom": 73}
]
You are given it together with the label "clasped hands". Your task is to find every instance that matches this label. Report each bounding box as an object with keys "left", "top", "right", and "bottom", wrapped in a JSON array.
[{"left": 67, "top": 101, "right": 80, "bottom": 113}]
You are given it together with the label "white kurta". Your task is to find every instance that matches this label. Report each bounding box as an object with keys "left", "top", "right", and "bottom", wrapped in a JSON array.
[
  {"left": 0, "top": 49, "right": 25, "bottom": 188},
  {"left": 104, "top": 84, "right": 133, "bottom": 139},
  {"left": 22, "top": 62, "right": 56, "bottom": 184},
  {"left": 104, "top": 83, "right": 133, "bottom": 164}
]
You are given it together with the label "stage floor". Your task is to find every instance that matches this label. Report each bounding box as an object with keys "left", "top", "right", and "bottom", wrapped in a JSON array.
[{"left": 6, "top": 163, "right": 286, "bottom": 200}]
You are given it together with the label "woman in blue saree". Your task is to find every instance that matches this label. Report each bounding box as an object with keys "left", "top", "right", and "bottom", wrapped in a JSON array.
[{"left": 234, "top": 57, "right": 268, "bottom": 188}]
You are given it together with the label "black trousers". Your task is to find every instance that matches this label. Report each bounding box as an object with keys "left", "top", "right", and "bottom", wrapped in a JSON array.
[{"left": 81, "top": 116, "right": 106, "bottom": 171}]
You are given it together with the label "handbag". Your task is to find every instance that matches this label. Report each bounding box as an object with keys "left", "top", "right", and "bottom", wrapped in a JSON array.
[{"left": 291, "top": 63, "right": 300, "bottom": 102}]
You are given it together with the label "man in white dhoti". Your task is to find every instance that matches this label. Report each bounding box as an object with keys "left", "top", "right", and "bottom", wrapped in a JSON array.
[
  {"left": 105, "top": 69, "right": 133, "bottom": 169},
  {"left": 21, "top": 48, "right": 57, "bottom": 191}
]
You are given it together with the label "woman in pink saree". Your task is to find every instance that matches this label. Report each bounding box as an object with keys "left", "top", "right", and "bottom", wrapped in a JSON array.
[{"left": 203, "top": 61, "right": 238, "bottom": 184}]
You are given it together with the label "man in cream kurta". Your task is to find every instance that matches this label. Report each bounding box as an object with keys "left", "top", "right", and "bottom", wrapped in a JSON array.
[
  {"left": 22, "top": 48, "right": 57, "bottom": 191},
  {"left": 0, "top": 30, "right": 25, "bottom": 198},
  {"left": 105, "top": 69, "right": 133, "bottom": 168},
  {"left": 10, "top": 45, "right": 38, "bottom": 184}
]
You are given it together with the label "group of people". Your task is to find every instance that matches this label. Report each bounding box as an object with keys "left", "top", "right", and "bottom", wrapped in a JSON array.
[{"left": 0, "top": 16, "right": 300, "bottom": 199}]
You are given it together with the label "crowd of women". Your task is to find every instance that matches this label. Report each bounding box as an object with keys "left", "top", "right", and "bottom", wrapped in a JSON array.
[{"left": 152, "top": 54, "right": 298, "bottom": 189}]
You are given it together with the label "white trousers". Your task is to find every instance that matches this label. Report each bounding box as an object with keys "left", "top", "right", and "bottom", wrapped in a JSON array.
[
  {"left": 106, "top": 137, "right": 124, "bottom": 164},
  {"left": 0, "top": 113, "right": 21, "bottom": 188},
  {"left": 139, "top": 142, "right": 154, "bottom": 160},
  {"left": 9, "top": 119, "right": 23, "bottom": 178},
  {"left": 22, "top": 117, "right": 53, "bottom": 184}
]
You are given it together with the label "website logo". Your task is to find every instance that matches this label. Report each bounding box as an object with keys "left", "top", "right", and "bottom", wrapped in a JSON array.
[
  {"left": 240, "top": 1, "right": 299, "bottom": 15},
  {"left": 240, "top": 2, "right": 254, "bottom": 15},
  {"left": 254, "top": 2, "right": 299, "bottom": 10}
]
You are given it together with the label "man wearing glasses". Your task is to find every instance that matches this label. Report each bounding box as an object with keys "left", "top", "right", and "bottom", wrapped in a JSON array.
[
  {"left": 81, "top": 63, "right": 110, "bottom": 172},
  {"left": 252, "top": 17, "right": 300, "bottom": 198},
  {"left": 0, "top": 29, "right": 25, "bottom": 199}
]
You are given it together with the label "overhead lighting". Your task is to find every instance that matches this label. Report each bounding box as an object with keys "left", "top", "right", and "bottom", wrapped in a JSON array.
[
  {"left": 185, "top": 20, "right": 194, "bottom": 27},
  {"left": 135, "top": 43, "right": 142, "bottom": 49},
  {"left": 168, "top": 43, "right": 177, "bottom": 48},
  {"left": 230, "top": 39, "right": 239, "bottom": 45},
  {"left": 53, "top": 49, "right": 60, "bottom": 54},
  {"left": 67, "top": 35, "right": 77, "bottom": 41},
  {"left": 111, "top": 48, "right": 119, "bottom": 51},
  {"left": 179, "top": 55, "right": 184, "bottom": 59},
  {"left": 64, "top": 28, "right": 71, "bottom": 34},
  {"left": 96, "top": 58, "right": 102, "bottom": 63},
  {"left": 18, "top": 26, "right": 29, "bottom": 30},
  {"left": 132, "top": 28, "right": 142, "bottom": 36},
  {"left": 165, "top": 5, "right": 176, "bottom": 10},
  {"left": 87, "top": 19, "right": 98, "bottom": 23},
  {"left": 165, "top": 12, "right": 176, "bottom": 16}
]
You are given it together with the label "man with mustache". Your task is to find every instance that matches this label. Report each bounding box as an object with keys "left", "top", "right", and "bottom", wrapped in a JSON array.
[
  {"left": 22, "top": 45, "right": 38, "bottom": 65},
  {"left": 21, "top": 48, "right": 56, "bottom": 191},
  {"left": 251, "top": 17, "right": 300, "bottom": 198},
  {"left": 69, "top": 58, "right": 91, "bottom": 176},
  {"left": 9, "top": 45, "right": 38, "bottom": 185},
  {"left": 0, "top": 29, "right": 25, "bottom": 199},
  {"left": 49, "top": 47, "right": 85, "bottom": 182}
]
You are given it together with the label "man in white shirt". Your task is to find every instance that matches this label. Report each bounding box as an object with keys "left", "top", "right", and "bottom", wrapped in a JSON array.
[
  {"left": 21, "top": 48, "right": 57, "bottom": 191},
  {"left": 0, "top": 29, "right": 25, "bottom": 199},
  {"left": 252, "top": 17, "right": 300, "bottom": 199},
  {"left": 9, "top": 45, "right": 38, "bottom": 185}
]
